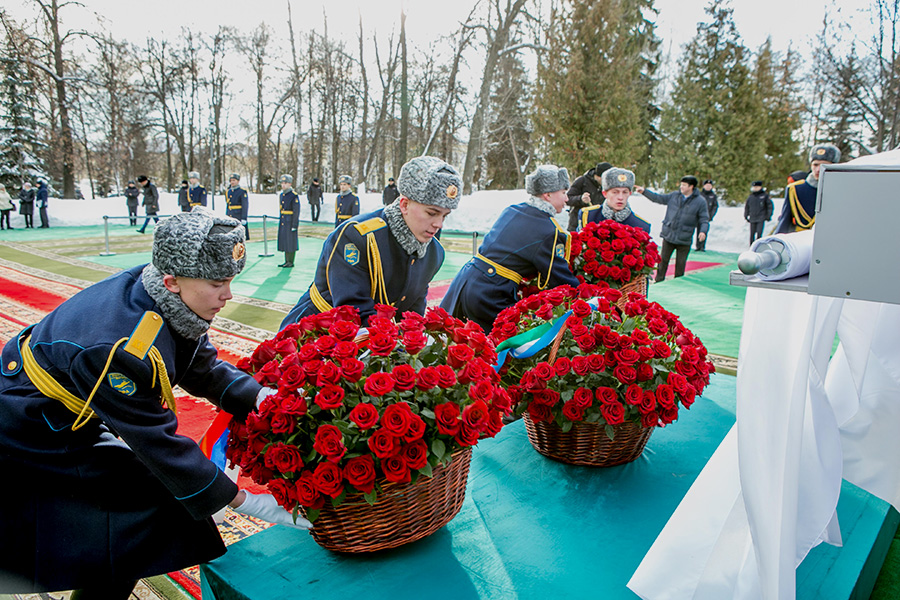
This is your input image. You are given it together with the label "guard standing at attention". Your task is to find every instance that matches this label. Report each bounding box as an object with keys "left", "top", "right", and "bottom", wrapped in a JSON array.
[
  {"left": 0, "top": 208, "right": 309, "bottom": 597},
  {"left": 579, "top": 167, "right": 651, "bottom": 233},
  {"left": 775, "top": 143, "right": 840, "bottom": 234},
  {"left": 187, "top": 171, "right": 207, "bottom": 208},
  {"left": 280, "top": 156, "right": 461, "bottom": 329},
  {"left": 277, "top": 174, "right": 300, "bottom": 268},
  {"left": 226, "top": 173, "right": 250, "bottom": 240},
  {"left": 440, "top": 164, "right": 580, "bottom": 333},
  {"left": 334, "top": 174, "right": 360, "bottom": 227}
]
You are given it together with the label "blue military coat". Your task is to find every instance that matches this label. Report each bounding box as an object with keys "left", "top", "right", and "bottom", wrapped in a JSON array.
[
  {"left": 579, "top": 204, "right": 651, "bottom": 233},
  {"left": 335, "top": 192, "right": 360, "bottom": 227},
  {"left": 281, "top": 208, "right": 444, "bottom": 329},
  {"left": 0, "top": 265, "right": 261, "bottom": 591},
  {"left": 775, "top": 179, "right": 816, "bottom": 233},
  {"left": 188, "top": 185, "right": 207, "bottom": 208},
  {"left": 440, "top": 202, "right": 580, "bottom": 333},
  {"left": 226, "top": 186, "right": 249, "bottom": 222},
  {"left": 278, "top": 189, "right": 300, "bottom": 252}
]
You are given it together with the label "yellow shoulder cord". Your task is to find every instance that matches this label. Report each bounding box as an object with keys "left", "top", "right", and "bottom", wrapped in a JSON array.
[
  {"left": 536, "top": 227, "right": 564, "bottom": 290},
  {"left": 20, "top": 334, "right": 175, "bottom": 431},
  {"left": 788, "top": 184, "right": 815, "bottom": 230},
  {"left": 366, "top": 233, "right": 390, "bottom": 305},
  {"left": 475, "top": 254, "right": 524, "bottom": 284},
  {"left": 309, "top": 283, "right": 334, "bottom": 312},
  {"left": 324, "top": 221, "right": 355, "bottom": 304}
]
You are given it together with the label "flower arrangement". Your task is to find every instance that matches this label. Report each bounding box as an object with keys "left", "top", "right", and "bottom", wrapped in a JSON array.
[
  {"left": 226, "top": 304, "right": 509, "bottom": 522},
  {"left": 568, "top": 220, "right": 660, "bottom": 288},
  {"left": 490, "top": 283, "right": 714, "bottom": 438}
]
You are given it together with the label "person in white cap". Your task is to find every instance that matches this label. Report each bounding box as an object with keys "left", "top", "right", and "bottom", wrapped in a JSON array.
[
  {"left": 187, "top": 170, "right": 207, "bottom": 208},
  {"left": 334, "top": 174, "right": 359, "bottom": 227},
  {"left": 277, "top": 174, "right": 300, "bottom": 267},
  {"left": 226, "top": 173, "right": 249, "bottom": 240}
]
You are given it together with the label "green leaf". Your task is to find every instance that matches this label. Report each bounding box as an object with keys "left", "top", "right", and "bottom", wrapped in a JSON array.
[
  {"left": 604, "top": 424, "right": 616, "bottom": 441},
  {"left": 331, "top": 490, "right": 347, "bottom": 507},
  {"left": 418, "top": 462, "right": 434, "bottom": 478},
  {"left": 420, "top": 408, "right": 436, "bottom": 420},
  {"left": 432, "top": 438, "right": 446, "bottom": 458},
  {"left": 363, "top": 489, "right": 378, "bottom": 506},
  {"left": 306, "top": 508, "right": 320, "bottom": 522},
  {"left": 561, "top": 420, "right": 574, "bottom": 433}
]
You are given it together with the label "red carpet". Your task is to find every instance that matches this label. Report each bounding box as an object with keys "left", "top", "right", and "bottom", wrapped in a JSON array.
[{"left": 663, "top": 260, "right": 722, "bottom": 277}]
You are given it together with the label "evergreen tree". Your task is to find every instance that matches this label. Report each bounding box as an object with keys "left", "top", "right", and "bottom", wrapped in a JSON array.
[
  {"left": 532, "top": 0, "right": 660, "bottom": 179},
  {"left": 485, "top": 47, "right": 533, "bottom": 190},
  {"left": 0, "top": 33, "right": 49, "bottom": 192}
]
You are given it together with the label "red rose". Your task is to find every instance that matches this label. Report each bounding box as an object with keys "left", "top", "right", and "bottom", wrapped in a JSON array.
[
  {"left": 329, "top": 320, "right": 359, "bottom": 341},
  {"left": 312, "top": 424, "right": 346, "bottom": 463},
  {"left": 675, "top": 361, "right": 697, "bottom": 377},
  {"left": 279, "top": 364, "right": 305, "bottom": 392},
  {"left": 636, "top": 362, "right": 654, "bottom": 382},
  {"left": 251, "top": 340, "right": 278, "bottom": 367},
  {"left": 313, "top": 462, "right": 344, "bottom": 498},
  {"left": 403, "top": 413, "right": 426, "bottom": 442},
  {"left": 278, "top": 323, "right": 302, "bottom": 341},
  {"left": 625, "top": 384, "right": 643, "bottom": 405},
  {"left": 349, "top": 403, "right": 380, "bottom": 429},
  {"left": 656, "top": 384, "right": 676, "bottom": 409},
  {"left": 575, "top": 334, "right": 598, "bottom": 353},
  {"left": 364, "top": 372, "right": 395, "bottom": 397},
  {"left": 680, "top": 385, "right": 696, "bottom": 407},
  {"left": 600, "top": 401, "right": 625, "bottom": 425},
  {"left": 315, "top": 361, "right": 342, "bottom": 386},
  {"left": 613, "top": 364, "right": 638, "bottom": 384},
  {"left": 314, "top": 335, "right": 337, "bottom": 357},
  {"left": 660, "top": 405, "right": 679, "bottom": 425},
  {"left": 554, "top": 357, "right": 572, "bottom": 376},
  {"left": 367, "top": 428, "right": 400, "bottom": 458},
  {"left": 381, "top": 403, "right": 413, "bottom": 437},
  {"left": 462, "top": 399, "right": 489, "bottom": 430},
  {"left": 433, "top": 402, "right": 461, "bottom": 435},
  {"left": 332, "top": 340, "right": 359, "bottom": 360},
  {"left": 301, "top": 359, "right": 322, "bottom": 380},
  {"left": 573, "top": 387, "right": 594, "bottom": 409},
  {"left": 571, "top": 299, "right": 592, "bottom": 318},
  {"left": 448, "top": 344, "right": 475, "bottom": 368},
  {"left": 402, "top": 330, "right": 428, "bottom": 355},
  {"left": 296, "top": 343, "right": 319, "bottom": 362},
  {"left": 340, "top": 358, "right": 365, "bottom": 382},
  {"left": 343, "top": 455, "right": 376, "bottom": 494},
  {"left": 571, "top": 356, "right": 591, "bottom": 376},
  {"left": 278, "top": 392, "right": 308, "bottom": 416},
  {"left": 274, "top": 338, "right": 297, "bottom": 357},
  {"left": 454, "top": 422, "right": 481, "bottom": 446},
  {"left": 374, "top": 303, "right": 398, "bottom": 321},
  {"left": 400, "top": 311, "right": 426, "bottom": 332},
  {"left": 269, "top": 411, "right": 295, "bottom": 434},
  {"left": 587, "top": 354, "right": 605, "bottom": 373},
  {"left": 264, "top": 443, "right": 304, "bottom": 473},
  {"left": 616, "top": 348, "right": 641, "bottom": 365},
  {"left": 468, "top": 380, "right": 495, "bottom": 403},
  {"left": 294, "top": 471, "right": 324, "bottom": 510},
  {"left": 491, "top": 388, "right": 513, "bottom": 413},
  {"left": 652, "top": 340, "right": 672, "bottom": 358},
  {"left": 595, "top": 386, "right": 618, "bottom": 405},
  {"left": 435, "top": 365, "right": 457, "bottom": 388},
  {"left": 254, "top": 360, "right": 282, "bottom": 386},
  {"left": 641, "top": 411, "right": 659, "bottom": 428},
  {"left": 236, "top": 356, "right": 252, "bottom": 372},
  {"left": 314, "top": 384, "right": 345, "bottom": 410},
  {"left": 416, "top": 366, "right": 440, "bottom": 390},
  {"left": 639, "top": 390, "right": 657, "bottom": 414},
  {"left": 562, "top": 399, "right": 585, "bottom": 422},
  {"left": 268, "top": 478, "right": 295, "bottom": 509},
  {"left": 368, "top": 332, "right": 397, "bottom": 356},
  {"left": 637, "top": 346, "right": 656, "bottom": 361},
  {"left": 532, "top": 389, "right": 561, "bottom": 406},
  {"left": 648, "top": 319, "right": 668, "bottom": 336},
  {"left": 391, "top": 364, "right": 418, "bottom": 391},
  {"left": 381, "top": 454, "right": 411, "bottom": 483},
  {"left": 526, "top": 402, "right": 551, "bottom": 423},
  {"left": 402, "top": 440, "right": 429, "bottom": 470}
]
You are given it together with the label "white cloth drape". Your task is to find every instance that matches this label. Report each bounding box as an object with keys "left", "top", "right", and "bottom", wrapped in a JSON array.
[
  {"left": 628, "top": 288, "right": 900, "bottom": 600},
  {"left": 749, "top": 230, "right": 815, "bottom": 281}
]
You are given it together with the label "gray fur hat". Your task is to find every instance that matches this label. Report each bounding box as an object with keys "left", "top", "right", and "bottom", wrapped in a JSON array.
[
  {"left": 525, "top": 165, "right": 570, "bottom": 196},
  {"left": 601, "top": 167, "right": 635, "bottom": 191},
  {"left": 280, "top": 174, "right": 293, "bottom": 184},
  {"left": 188, "top": 171, "right": 200, "bottom": 180},
  {"left": 229, "top": 173, "right": 240, "bottom": 181},
  {"left": 152, "top": 207, "right": 246, "bottom": 280},
  {"left": 809, "top": 143, "right": 841, "bottom": 164},
  {"left": 339, "top": 175, "right": 352, "bottom": 185},
  {"left": 397, "top": 156, "right": 462, "bottom": 210}
]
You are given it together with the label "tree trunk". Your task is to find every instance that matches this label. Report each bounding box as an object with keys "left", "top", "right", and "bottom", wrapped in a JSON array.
[{"left": 399, "top": 9, "right": 409, "bottom": 163}]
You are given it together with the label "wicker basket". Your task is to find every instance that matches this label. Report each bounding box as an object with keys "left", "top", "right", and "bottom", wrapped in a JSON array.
[
  {"left": 301, "top": 447, "right": 472, "bottom": 553},
  {"left": 523, "top": 414, "right": 653, "bottom": 467},
  {"left": 615, "top": 276, "right": 648, "bottom": 310}
]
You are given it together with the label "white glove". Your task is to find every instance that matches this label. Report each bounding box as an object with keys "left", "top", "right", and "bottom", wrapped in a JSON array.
[
  {"left": 234, "top": 492, "right": 312, "bottom": 530},
  {"left": 256, "top": 386, "right": 277, "bottom": 409}
]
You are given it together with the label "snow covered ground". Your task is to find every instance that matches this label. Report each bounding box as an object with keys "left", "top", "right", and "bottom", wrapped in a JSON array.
[{"left": 16, "top": 183, "right": 786, "bottom": 255}]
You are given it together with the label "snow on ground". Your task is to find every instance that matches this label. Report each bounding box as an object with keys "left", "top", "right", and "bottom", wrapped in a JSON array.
[{"left": 24, "top": 184, "right": 782, "bottom": 255}]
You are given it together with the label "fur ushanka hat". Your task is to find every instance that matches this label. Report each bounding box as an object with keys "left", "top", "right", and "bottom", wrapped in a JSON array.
[{"left": 152, "top": 207, "right": 246, "bottom": 280}]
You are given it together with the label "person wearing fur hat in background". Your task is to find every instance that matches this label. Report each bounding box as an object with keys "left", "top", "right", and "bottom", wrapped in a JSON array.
[
  {"left": 277, "top": 174, "right": 300, "bottom": 268},
  {"left": 775, "top": 143, "right": 841, "bottom": 234},
  {"left": 565, "top": 161, "right": 613, "bottom": 232},
  {"left": 696, "top": 179, "right": 718, "bottom": 251},
  {"left": 578, "top": 167, "right": 650, "bottom": 233},
  {"left": 177, "top": 179, "right": 190, "bottom": 212},
  {"left": 281, "top": 156, "right": 461, "bottom": 329},
  {"left": 441, "top": 164, "right": 580, "bottom": 333},
  {"left": 634, "top": 175, "right": 709, "bottom": 282},
  {"left": 226, "top": 173, "right": 250, "bottom": 240},
  {"left": 124, "top": 180, "right": 141, "bottom": 225},
  {"left": 0, "top": 208, "right": 310, "bottom": 598},
  {"left": 744, "top": 180, "right": 773, "bottom": 245},
  {"left": 334, "top": 174, "right": 360, "bottom": 227},
  {"left": 187, "top": 171, "right": 207, "bottom": 209}
]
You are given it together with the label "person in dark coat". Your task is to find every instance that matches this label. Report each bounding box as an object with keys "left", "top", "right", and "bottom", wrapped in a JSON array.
[
  {"left": 188, "top": 171, "right": 207, "bottom": 209},
  {"left": 124, "top": 180, "right": 141, "bottom": 225},
  {"left": 277, "top": 174, "right": 300, "bottom": 268},
  {"left": 18, "top": 181, "right": 35, "bottom": 229},
  {"left": 306, "top": 177, "right": 323, "bottom": 222},
  {"left": 744, "top": 180, "right": 773, "bottom": 245},
  {"left": 775, "top": 143, "right": 840, "bottom": 234},
  {"left": 564, "top": 161, "right": 612, "bottom": 231},
  {"left": 136, "top": 175, "right": 160, "bottom": 234},
  {"left": 382, "top": 176, "right": 400, "bottom": 205},
  {"left": 0, "top": 183, "right": 14, "bottom": 229},
  {"left": 0, "top": 208, "right": 309, "bottom": 596},
  {"left": 282, "top": 156, "right": 461, "bottom": 329},
  {"left": 335, "top": 175, "right": 360, "bottom": 227},
  {"left": 226, "top": 173, "right": 249, "bottom": 240},
  {"left": 36, "top": 179, "right": 49, "bottom": 228},
  {"left": 579, "top": 167, "right": 651, "bottom": 233},
  {"left": 177, "top": 179, "right": 190, "bottom": 212},
  {"left": 441, "top": 164, "right": 580, "bottom": 333},
  {"left": 634, "top": 175, "right": 709, "bottom": 282},
  {"left": 697, "top": 179, "right": 718, "bottom": 251}
]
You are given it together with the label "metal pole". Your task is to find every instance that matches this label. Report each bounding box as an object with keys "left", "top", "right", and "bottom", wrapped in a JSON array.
[
  {"left": 258, "top": 215, "right": 274, "bottom": 257},
  {"left": 472, "top": 231, "right": 478, "bottom": 255},
  {"left": 100, "top": 215, "right": 116, "bottom": 256},
  {"left": 209, "top": 124, "right": 216, "bottom": 211}
]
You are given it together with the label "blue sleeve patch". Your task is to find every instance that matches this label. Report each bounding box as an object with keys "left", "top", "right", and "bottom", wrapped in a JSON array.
[
  {"left": 344, "top": 243, "right": 360, "bottom": 265},
  {"left": 108, "top": 373, "right": 137, "bottom": 396}
]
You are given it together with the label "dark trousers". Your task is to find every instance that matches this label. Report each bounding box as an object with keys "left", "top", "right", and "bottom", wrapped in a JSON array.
[
  {"left": 39, "top": 206, "right": 49, "bottom": 227},
  {"left": 282, "top": 251, "right": 295, "bottom": 267},
  {"left": 310, "top": 203, "right": 320, "bottom": 221},
  {"left": 138, "top": 215, "right": 159, "bottom": 232},
  {"left": 244, "top": 223, "right": 250, "bottom": 240},
  {"left": 0, "top": 210, "right": 10, "bottom": 229},
  {"left": 749, "top": 221, "right": 765, "bottom": 245},
  {"left": 70, "top": 579, "right": 137, "bottom": 600},
  {"left": 128, "top": 205, "right": 138, "bottom": 226},
  {"left": 24, "top": 213, "right": 33, "bottom": 228},
  {"left": 695, "top": 226, "right": 707, "bottom": 251},
  {"left": 656, "top": 239, "right": 691, "bottom": 282}
]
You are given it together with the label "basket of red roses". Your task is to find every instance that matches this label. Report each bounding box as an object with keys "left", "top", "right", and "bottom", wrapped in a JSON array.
[
  {"left": 226, "top": 304, "right": 510, "bottom": 553},
  {"left": 490, "top": 282, "right": 714, "bottom": 467}
]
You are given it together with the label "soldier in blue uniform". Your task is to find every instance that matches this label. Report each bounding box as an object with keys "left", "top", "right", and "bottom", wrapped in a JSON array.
[
  {"left": 188, "top": 170, "right": 207, "bottom": 208},
  {"left": 226, "top": 173, "right": 249, "bottom": 240},
  {"left": 775, "top": 143, "right": 840, "bottom": 234},
  {"left": 0, "top": 208, "right": 308, "bottom": 596},
  {"left": 277, "top": 174, "right": 300, "bottom": 268},
  {"left": 281, "top": 156, "right": 461, "bottom": 329},
  {"left": 441, "top": 164, "right": 580, "bottom": 333},
  {"left": 334, "top": 174, "right": 360, "bottom": 227},
  {"left": 579, "top": 167, "right": 651, "bottom": 233}
]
